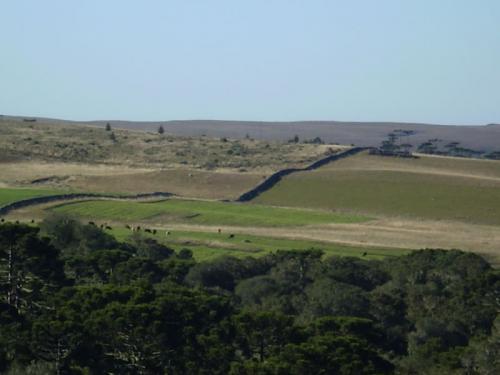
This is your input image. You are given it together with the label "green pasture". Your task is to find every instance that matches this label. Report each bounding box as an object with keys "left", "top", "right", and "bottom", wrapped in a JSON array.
[
  {"left": 51, "top": 198, "right": 369, "bottom": 227},
  {"left": 109, "top": 227, "right": 409, "bottom": 262},
  {"left": 254, "top": 170, "right": 500, "bottom": 225},
  {"left": 0, "top": 187, "right": 61, "bottom": 207}
]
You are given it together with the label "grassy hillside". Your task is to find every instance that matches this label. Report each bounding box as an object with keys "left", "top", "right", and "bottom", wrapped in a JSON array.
[
  {"left": 110, "top": 227, "right": 408, "bottom": 262},
  {"left": 66, "top": 169, "right": 263, "bottom": 199},
  {"left": 0, "top": 161, "right": 263, "bottom": 200},
  {"left": 0, "top": 119, "right": 338, "bottom": 171},
  {"left": 320, "top": 151, "right": 500, "bottom": 178},
  {"left": 51, "top": 199, "right": 368, "bottom": 227},
  {"left": 0, "top": 119, "right": 344, "bottom": 200},
  {"left": 7, "top": 115, "right": 500, "bottom": 152},
  {"left": 255, "top": 152, "right": 500, "bottom": 225}
]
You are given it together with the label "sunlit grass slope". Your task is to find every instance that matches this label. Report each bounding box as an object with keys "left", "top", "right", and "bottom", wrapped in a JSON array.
[
  {"left": 51, "top": 199, "right": 369, "bottom": 227},
  {"left": 255, "top": 153, "right": 500, "bottom": 225},
  {"left": 109, "top": 227, "right": 408, "bottom": 262}
]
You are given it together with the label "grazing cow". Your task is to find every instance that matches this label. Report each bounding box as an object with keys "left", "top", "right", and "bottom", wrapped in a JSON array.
[
  {"left": 100, "top": 224, "right": 104, "bottom": 229},
  {"left": 31, "top": 219, "right": 35, "bottom": 223},
  {"left": 153, "top": 229, "right": 157, "bottom": 235},
  {"left": 125, "top": 224, "right": 131, "bottom": 230},
  {"left": 362, "top": 252, "right": 367, "bottom": 257},
  {"left": 136, "top": 226, "right": 141, "bottom": 231},
  {"left": 166, "top": 231, "right": 171, "bottom": 236},
  {"left": 145, "top": 229, "right": 152, "bottom": 233},
  {"left": 88, "top": 221, "right": 95, "bottom": 226},
  {"left": 0, "top": 218, "right": 4, "bottom": 222},
  {"left": 218, "top": 228, "right": 221, "bottom": 234},
  {"left": 106, "top": 226, "right": 112, "bottom": 230},
  {"left": 228, "top": 234, "right": 235, "bottom": 239}
]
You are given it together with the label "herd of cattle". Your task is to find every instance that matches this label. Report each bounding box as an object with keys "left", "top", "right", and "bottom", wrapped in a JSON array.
[{"left": 87, "top": 221, "right": 235, "bottom": 239}]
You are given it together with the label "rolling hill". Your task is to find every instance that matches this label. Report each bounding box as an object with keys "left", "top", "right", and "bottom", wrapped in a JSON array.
[
  {"left": 3, "top": 115, "right": 500, "bottom": 152},
  {"left": 254, "top": 151, "right": 500, "bottom": 225}
]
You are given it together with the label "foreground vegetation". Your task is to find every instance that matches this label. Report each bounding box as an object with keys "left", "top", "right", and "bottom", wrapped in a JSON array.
[{"left": 0, "top": 218, "right": 498, "bottom": 374}]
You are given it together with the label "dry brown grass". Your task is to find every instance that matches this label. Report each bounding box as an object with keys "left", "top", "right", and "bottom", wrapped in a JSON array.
[
  {"left": 139, "top": 219, "right": 500, "bottom": 266},
  {"left": 0, "top": 119, "right": 340, "bottom": 171},
  {"left": 321, "top": 151, "right": 500, "bottom": 179},
  {"left": 0, "top": 161, "right": 153, "bottom": 183},
  {"left": 0, "top": 119, "right": 345, "bottom": 199},
  {"left": 0, "top": 161, "right": 262, "bottom": 199},
  {"left": 68, "top": 169, "right": 263, "bottom": 199}
]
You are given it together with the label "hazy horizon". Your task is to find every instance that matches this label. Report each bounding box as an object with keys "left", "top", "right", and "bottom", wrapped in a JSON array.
[{"left": 3, "top": 113, "right": 499, "bottom": 127}]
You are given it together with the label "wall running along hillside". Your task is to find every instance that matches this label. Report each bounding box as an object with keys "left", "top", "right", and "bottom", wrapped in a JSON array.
[
  {"left": 237, "top": 147, "right": 370, "bottom": 202},
  {"left": 0, "top": 192, "right": 173, "bottom": 216}
]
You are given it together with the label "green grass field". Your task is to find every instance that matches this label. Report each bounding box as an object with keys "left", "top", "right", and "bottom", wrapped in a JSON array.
[
  {"left": 254, "top": 169, "right": 500, "bottom": 225},
  {"left": 51, "top": 198, "right": 369, "bottom": 227},
  {"left": 0, "top": 187, "right": 60, "bottom": 207},
  {"left": 109, "top": 227, "right": 409, "bottom": 262}
]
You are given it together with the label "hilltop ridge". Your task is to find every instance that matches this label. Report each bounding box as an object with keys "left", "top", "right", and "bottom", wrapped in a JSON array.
[{"left": 3, "top": 115, "right": 499, "bottom": 152}]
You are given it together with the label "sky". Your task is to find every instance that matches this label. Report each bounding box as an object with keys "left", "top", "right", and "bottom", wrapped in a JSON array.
[{"left": 1, "top": 0, "right": 499, "bottom": 124}]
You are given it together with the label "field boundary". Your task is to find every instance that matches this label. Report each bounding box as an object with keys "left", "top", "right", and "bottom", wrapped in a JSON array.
[
  {"left": 0, "top": 192, "right": 173, "bottom": 216},
  {"left": 237, "top": 147, "right": 370, "bottom": 202}
]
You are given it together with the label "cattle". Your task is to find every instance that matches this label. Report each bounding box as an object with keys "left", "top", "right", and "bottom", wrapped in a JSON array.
[
  {"left": 125, "top": 224, "right": 131, "bottom": 230},
  {"left": 106, "top": 226, "right": 112, "bottom": 230},
  {"left": 228, "top": 234, "right": 235, "bottom": 239},
  {"left": 362, "top": 252, "right": 367, "bottom": 257},
  {"left": 153, "top": 229, "right": 157, "bottom": 235},
  {"left": 88, "top": 221, "right": 95, "bottom": 226},
  {"left": 145, "top": 229, "right": 152, "bottom": 233}
]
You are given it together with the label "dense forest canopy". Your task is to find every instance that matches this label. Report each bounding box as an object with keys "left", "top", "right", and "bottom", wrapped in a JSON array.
[{"left": 0, "top": 218, "right": 498, "bottom": 374}]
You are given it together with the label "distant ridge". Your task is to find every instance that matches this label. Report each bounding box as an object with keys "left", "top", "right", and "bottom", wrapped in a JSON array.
[{"left": 2, "top": 115, "right": 500, "bottom": 152}]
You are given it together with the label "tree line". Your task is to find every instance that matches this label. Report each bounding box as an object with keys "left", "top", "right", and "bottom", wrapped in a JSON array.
[{"left": 0, "top": 216, "right": 498, "bottom": 374}]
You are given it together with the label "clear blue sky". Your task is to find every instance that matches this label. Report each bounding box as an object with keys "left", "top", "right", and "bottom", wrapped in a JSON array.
[{"left": 1, "top": 0, "right": 499, "bottom": 124}]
